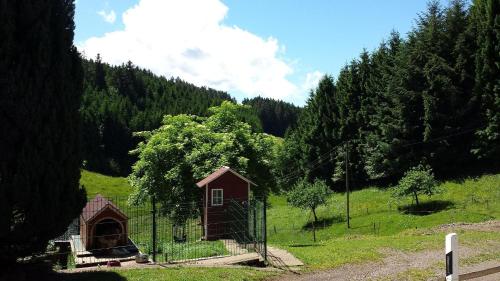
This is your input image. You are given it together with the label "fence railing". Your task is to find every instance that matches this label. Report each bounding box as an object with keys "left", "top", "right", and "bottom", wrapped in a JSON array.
[{"left": 48, "top": 195, "right": 267, "bottom": 269}]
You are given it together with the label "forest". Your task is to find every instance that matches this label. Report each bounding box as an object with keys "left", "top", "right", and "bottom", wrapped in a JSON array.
[
  {"left": 278, "top": 0, "right": 499, "bottom": 191},
  {"left": 242, "top": 96, "right": 301, "bottom": 137},
  {"left": 80, "top": 57, "right": 299, "bottom": 175}
]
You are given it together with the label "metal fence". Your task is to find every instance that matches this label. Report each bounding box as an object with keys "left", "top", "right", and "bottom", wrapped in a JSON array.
[
  {"left": 267, "top": 193, "right": 500, "bottom": 244},
  {"left": 48, "top": 195, "right": 266, "bottom": 269}
]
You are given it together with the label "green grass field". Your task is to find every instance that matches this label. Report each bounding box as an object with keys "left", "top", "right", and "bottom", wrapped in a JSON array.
[
  {"left": 267, "top": 174, "right": 500, "bottom": 269},
  {"left": 75, "top": 170, "right": 500, "bottom": 279}
]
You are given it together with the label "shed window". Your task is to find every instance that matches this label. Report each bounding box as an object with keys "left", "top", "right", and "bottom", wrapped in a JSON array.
[{"left": 212, "top": 189, "right": 223, "bottom": 206}]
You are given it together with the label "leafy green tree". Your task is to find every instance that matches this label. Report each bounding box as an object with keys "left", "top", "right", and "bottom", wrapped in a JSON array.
[
  {"left": 393, "top": 165, "right": 439, "bottom": 206},
  {"left": 128, "top": 102, "right": 277, "bottom": 223},
  {"left": 287, "top": 179, "right": 331, "bottom": 224},
  {"left": 0, "top": 0, "right": 86, "bottom": 262}
]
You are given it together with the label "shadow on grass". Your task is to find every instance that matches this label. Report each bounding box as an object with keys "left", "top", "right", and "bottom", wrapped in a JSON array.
[
  {"left": 55, "top": 271, "right": 127, "bottom": 281},
  {"left": 302, "top": 215, "right": 345, "bottom": 230},
  {"left": 398, "top": 200, "right": 455, "bottom": 216},
  {"left": 288, "top": 244, "right": 322, "bottom": 248},
  {"left": 0, "top": 262, "right": 126, "bottom": 281}
]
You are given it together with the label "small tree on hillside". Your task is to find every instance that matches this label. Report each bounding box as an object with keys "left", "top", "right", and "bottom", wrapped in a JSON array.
[
  {"left": 393, "top": 165, "right": 438, "bottom": 206},
  {"left": 287, "top": 179, "right": 331, "bottom": 225}
]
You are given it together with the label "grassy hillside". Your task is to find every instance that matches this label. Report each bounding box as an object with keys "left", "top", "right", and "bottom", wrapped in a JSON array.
[
  {"left": 77, "top": 170, "right": 500, "bottom": 276},
  {"left": 267, "top": 174, "right": 500, "bottom": 269},
  {"left": 80, "top": 170, "right": 132, "bottom": 198}
]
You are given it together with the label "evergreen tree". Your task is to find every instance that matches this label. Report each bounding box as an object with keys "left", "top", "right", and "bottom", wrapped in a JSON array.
[
  {"left": 0, "top": 0, "right": 86, "bottom": 262},
  {"left": 94, "top": 53, "right": 106, "bottom": 91},
  {"left": 80, "top": 58, "right": 235, "bottom": 175},
  {"left": 282, "top": 0, "right": 499, "bottom": 188},
  {"left": 242, "top": 96, "right": 301, "bottom": 137},
  {"left": 362, "top": 32, "right": 404, "bottom": 179},
  {"left": 471, "top": 0, "right": 500, "bottom": 160}
]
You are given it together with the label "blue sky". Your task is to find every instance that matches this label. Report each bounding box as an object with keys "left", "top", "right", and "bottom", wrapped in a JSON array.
[{"left": 75, "top": 0, "right": 448, "bottom": 105}]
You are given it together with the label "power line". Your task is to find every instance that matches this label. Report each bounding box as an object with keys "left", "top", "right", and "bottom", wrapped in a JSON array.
[
  {"left": 283, "top": 147, "right": 337, "bottom": 179},
  {"left": 401, "top": 125, "right": 485, "bottom": 148},
  {"left": 280, "top": 144, "right": 341, "bottom": 183},
  {"left": 281, "top": 140, "right": 349, "bottom": 182},
  {"left": 278, "top": 124, "right": 486, "bottom": 184}
]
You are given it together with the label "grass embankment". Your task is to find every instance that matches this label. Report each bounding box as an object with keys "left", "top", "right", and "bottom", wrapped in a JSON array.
[{"left": 267, "top": 174, "right": 500, "bottom": 269}]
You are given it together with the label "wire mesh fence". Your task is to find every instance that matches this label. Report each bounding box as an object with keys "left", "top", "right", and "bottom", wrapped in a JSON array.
[
  {"left": 48, "top": 194, "right": 266, "bottom": 269},
  {"left": 267, "top": 193, "right": 500, "bottom": 244}
]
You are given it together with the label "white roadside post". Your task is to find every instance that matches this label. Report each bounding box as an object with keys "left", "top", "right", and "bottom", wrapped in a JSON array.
[{"left": 445, "top": 233, "right": 458, "bottom": 281}]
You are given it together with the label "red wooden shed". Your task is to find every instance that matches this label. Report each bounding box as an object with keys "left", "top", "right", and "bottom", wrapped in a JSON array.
[
  {"left": 80, "top": 194, "right": 128, "bottom": 251},
  {"left": 197, "top": 166, "right": 257, "bottom": 240}
]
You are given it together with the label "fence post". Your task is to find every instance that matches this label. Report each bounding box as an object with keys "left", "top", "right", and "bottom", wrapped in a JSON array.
[
  {"left": 151, "top": 196, "right": 157, "bottom": 263},
  {"left": 253, "top": 201, "right": 257, "bottom": 243},
  {"left": 263, "top": 196, "right": 267, "bottom": 263}
]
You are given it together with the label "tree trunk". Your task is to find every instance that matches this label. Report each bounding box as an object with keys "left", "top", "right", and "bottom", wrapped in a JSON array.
[
  {"left": 413, "top": 190, "right": 419, "bottom": 206},
  {"left": 311, "top": 208, "right": 317, "bottom": 242},
  {"left": 312, "top": 208, "right": 318, "bottom": 224}
]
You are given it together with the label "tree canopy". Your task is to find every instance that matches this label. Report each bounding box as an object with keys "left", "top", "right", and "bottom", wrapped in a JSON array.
[
  {"left": 393, "top": 165, "right": 439, "bottom": 206},
  {"left": 128, "top": 102, "right": 278, "bottom": 222},
  {"left": 287, "top": 179, "right": 331, "bottom": 224}
]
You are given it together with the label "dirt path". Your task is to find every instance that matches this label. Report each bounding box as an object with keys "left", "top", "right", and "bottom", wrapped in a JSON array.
[{"left": 273, "top": 221, "right": 500, "bottom": 281}]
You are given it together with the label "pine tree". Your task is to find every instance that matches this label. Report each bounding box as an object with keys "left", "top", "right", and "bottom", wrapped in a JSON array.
[
  {"left": 242, "top": 96, "right": 301, "bottom": 137},
  {"left": 79, "top": 58, "right": 234, "bottom": 175},
  {"left": 0, "top": 0, "right": 86, "bottom": 262},
  {"left": 94, "top": 53, "right": 106, "bottom": 91},
  {"left": 282, "top": 0, "right": 499, "bottom": 187},
  {"left": 471, "top": 0, "right": 500, "bottom": 160}
]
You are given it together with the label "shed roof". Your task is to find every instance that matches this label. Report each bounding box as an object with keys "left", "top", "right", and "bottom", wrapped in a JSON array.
[
  {"left": 196, "top": 166, "right": 257, "bottom": 188},
  {"left": 81, "top": 194, "right": 128, "bottom": 222}
]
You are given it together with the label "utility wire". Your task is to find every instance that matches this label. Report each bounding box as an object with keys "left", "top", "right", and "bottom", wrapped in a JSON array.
[
  {"left": 280, "top": 141, "right": 348, "bottom": 182},
  {"left": 278, "top": 124, "right": 486, "bottom": 183},
  {"left": 401, "top": 125, "right": 485, "bottom": 147}
]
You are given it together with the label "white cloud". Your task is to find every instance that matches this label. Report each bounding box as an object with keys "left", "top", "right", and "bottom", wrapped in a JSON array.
[
  {"left": 82, "top": 0, "right": 317, "bottom": 104},
  {"left": 301, "top": 71, "right": 323, "bottom": 93},
  {"left": 97, "top": 9, "right": 116, "bottom": 24}
]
